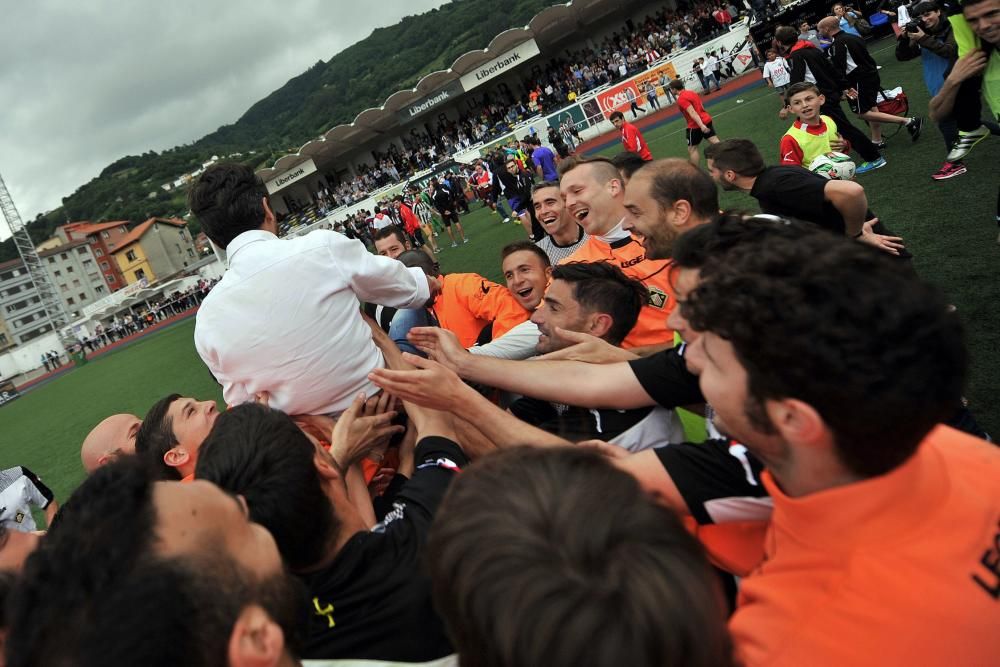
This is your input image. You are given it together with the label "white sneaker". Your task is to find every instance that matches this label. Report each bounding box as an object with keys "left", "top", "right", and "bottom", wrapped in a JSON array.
[
  {"left": 502, "top": 217, "right": 510, "bottom": 223},
  {"left": 450, "top": 242, "right": 458, "bottom": 248},
  {"left": 463, "top": 238, "right": 470, "bottom": 244}
]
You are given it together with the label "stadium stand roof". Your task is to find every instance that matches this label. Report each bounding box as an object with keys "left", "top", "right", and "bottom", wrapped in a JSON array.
[{"left": 256, "top": 0, "right": 637, "bottom": 180}]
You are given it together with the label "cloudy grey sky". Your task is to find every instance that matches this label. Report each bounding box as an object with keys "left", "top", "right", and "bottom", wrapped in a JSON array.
[{"left": 0, "top": 0, "right": 450, "bottom": 241}]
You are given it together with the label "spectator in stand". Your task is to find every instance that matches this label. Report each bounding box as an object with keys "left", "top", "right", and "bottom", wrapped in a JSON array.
[
  {"left": 610, "top": 111, "right": 654, "bottom": 161},
  {"left": 671, "top": 78, "right": 721, "bottom": 165}
]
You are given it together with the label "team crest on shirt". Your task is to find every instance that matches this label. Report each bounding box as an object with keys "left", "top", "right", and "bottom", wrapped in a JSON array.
[
  {"left": 647, "top": 286, "right": 668, "bottom": 309},
  {"left": 14, "top": 511, "right": 24, "bottom": 524}
]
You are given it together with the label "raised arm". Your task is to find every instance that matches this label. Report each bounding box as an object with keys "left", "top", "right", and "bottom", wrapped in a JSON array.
[{"left": 407, "top": 326, "right": 656, "bottom": 409}]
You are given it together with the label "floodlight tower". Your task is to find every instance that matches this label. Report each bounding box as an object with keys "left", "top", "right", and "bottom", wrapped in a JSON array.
[{"left": 0, "top": 169, "right": 72, "bottom": 345}]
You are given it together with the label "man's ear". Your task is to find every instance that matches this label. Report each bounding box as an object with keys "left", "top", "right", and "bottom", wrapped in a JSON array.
[
  {"left": 765, "top": 398, "right": 827, "bottom": 450},
  {"left": 672, "top": 199, "right": 693, "bottom": 228},
  {"left": 163, "top": 446, "right": 190, "bottom": 469},
  {"left": 588, "top": 313, "right": 614, "bottom": 340},
  {"left": 261, "top": 197, "right": 277, "bottom": 233},
  {"left": 227, "top": 605, "right": 285, "bottom": 667}
]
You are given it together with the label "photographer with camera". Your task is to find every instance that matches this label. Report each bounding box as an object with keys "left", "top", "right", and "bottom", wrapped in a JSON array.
[{"left": 896, "top": 1, "right": 967, "bottom": 178}]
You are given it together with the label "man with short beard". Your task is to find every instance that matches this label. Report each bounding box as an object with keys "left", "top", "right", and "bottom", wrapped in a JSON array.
[
  {"left": 530, "top": 180, "right": 588, "bottom": 264},
  {"left": 6, "top": 457, "right": 307, "bottom": 667},
  {"left": 622, "top": 158, "right": 719, "bottom": 260}
]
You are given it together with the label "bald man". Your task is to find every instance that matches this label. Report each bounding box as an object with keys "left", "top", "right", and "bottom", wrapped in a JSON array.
[{"left": 80, "top": 414, "right": 141, "bottom": 473}]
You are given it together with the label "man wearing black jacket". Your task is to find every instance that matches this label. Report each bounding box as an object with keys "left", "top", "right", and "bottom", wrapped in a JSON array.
[
  {"left": 818, "top": 16, "right": 923, "bottom": 147},
  {"left": 774, "top": 25, "right": 887, "bottom": 173}
]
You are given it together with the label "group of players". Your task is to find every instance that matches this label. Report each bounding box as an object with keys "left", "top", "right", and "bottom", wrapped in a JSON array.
[{"left": 2, "top": 3, "right": 999, "bottom": 666}]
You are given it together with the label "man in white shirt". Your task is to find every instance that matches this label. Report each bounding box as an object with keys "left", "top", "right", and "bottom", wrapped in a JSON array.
[
  {"left": 0, "top": 466, "right": 57, "bottom": 532},
  {"left": 189, "top": 163, "right": 431, "bottom": 416}
]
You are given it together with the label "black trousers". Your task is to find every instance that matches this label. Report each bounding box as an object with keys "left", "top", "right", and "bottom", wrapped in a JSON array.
[{"left": 822, "top": 97, "right": 881, "bottom": 162}]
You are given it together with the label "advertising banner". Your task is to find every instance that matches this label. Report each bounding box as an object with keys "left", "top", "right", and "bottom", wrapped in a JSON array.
[
  {"left": 396, "top": 80, "right": 465, "bottom": 123},
  {"left": 596, "top": 81, "right": 642, "bottom": 119},
  {"left": 265, "top": 158, "right": 317, "bottom": 195},
  {"left": 634, "top": 61, "right": 680, "bottom": 95},
  {"left": 459, "top": 39, "right": 541, "bottom": 91},
  {"left": 0, "top": 380, "right": 20, "bottom": 408}
]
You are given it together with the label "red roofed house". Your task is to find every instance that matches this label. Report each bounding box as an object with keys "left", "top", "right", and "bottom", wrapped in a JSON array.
[
  {"left": 110, "top": 218, "right": 197, "bottom": 286},
  {"left": 56, "top": 221, "right": 133, "bottom": 291}
]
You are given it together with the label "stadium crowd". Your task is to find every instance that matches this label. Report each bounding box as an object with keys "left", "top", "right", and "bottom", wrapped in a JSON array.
[
  {"left": 2, "top": 0, "right": 999, "bottom": 665},
  {"left": 299, "top": 0, "right": 759, "bottom": 212}
]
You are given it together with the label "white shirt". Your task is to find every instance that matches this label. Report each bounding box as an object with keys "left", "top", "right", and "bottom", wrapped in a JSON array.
[
  {"left": 469, "top": 319, "right": 540, "bottom": 360},
  {"left": 0, "top": 467, "right": 52, "bottom": 533},
  {"left": 762, "top": 58, "right": 791, "bottom": 87},
  {"left": 705, "top": 55, "right": 719, "bottom": 73},
  {"left": 373, "top": 213, "right": 394, "bottom": 231},
  {"left": 195, "top": 229, "right": 430, "bottom": 415}
]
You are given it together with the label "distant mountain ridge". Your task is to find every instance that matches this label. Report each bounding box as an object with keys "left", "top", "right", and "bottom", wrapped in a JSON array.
[{"left": 2, "top": 0, "right": 556, "bottom": 262}]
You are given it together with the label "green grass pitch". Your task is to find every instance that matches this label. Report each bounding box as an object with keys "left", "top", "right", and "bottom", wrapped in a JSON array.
[{"left": 1, "top": 37, "right": 996, "bottom": 511}]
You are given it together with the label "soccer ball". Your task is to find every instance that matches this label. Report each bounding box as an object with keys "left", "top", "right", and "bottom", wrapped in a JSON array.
[{"left": 808, "top": 152, "right": 856, "bottom": 180}]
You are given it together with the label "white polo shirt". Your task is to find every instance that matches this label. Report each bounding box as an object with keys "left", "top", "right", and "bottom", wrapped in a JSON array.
[{"left": 195, "top": 229, "right": 430, "bottom": 415}]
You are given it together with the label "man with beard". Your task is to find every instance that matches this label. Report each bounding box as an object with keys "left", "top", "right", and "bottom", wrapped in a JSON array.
[
  {"left": 621, "top": 158, "right": 719, "bottom": 258},
  {"left": 530, "top": 180, "right": 588, "bottom": 264},
  {"left": 5, "top": 457, "right": 306, "bottom": 667},
  {"left": 509, "top": 261, "right": 685, "bottom": 449}
]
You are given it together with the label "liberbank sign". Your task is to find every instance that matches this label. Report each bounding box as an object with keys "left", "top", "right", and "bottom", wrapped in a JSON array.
[
  {"left": 265, "top": 158, "right": 317, "bottom": 195},
  {"left": 459, "top": 39, "right": 540, "bottom": 91},
  {"left": 396, "top": 80, "right": 465, "bottom": 123}
]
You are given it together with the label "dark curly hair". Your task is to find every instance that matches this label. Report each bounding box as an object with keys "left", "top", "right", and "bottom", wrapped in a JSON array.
[
  {"left": 552, "top": 261, "right": 648, "bottom": 345},
  {"left": 683, "top": 233, "right": 966, "bottom": 477},
  {"left": 188, "top": 162, "right": 269, "bottom": 248}
]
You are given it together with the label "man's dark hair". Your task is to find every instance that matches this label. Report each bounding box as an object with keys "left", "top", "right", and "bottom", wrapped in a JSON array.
[
  {"left": 611, "top": 151, "right": 647, "bottom": 179},
  {"left": 669, "top": 78, "right": 687, "bottom": 90},
  {"left": 398, "top": 249, "right": 441, "bottom": 277},
  {"left": 704, "top": 139, "right": 767, "bottom": 177},
  {"left": 684, "top": 233, "right": 967, "bottom": 478},
  {"left": 427, "top": 447, "right": 734, "bottom": 667},
  {"left": 531, "top": 179, "right": 560, "bottom": 196},
  {"left": 775, "top": 25, "right": 799, "bottom": 46},
  {"left": 188, "top": 162, "right": 269, "bottom": 248},
  {"left": 195, "top": 403, "right": 338, "bottom": 572},
  {"left": 608, "top": 110, "right": 625, "bottom": 121},
  {"left": 785, "top": 81, "right": 822, "bottom": 104},
  {"left": 6, "top": 457, "right": 304, "bottom": 667},
  {"left": 501, "top": 239, "right": 551, "bottom": 269},
  {"left": 551, "top": 262, "right": 646, "bottom": 345},
  {"left": 135, "top": 393, "right": 183, "bottom": 480},
  {"left": 374, "top": 225, "right": 408, "bottom": 246},
  {"left": 672, "top": 212, "right": 820, "bottom": 271},
  {"left": 637, "top": 158, "right": 720, "bottom": 221}
]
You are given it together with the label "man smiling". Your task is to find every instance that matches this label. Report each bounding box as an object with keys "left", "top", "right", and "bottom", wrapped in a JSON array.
[
  {"left": 557, "top": 156, "right": 676, "bottom": 348},
  {"left": 531, "top": 180, "right": 588, "bottom": 264}
]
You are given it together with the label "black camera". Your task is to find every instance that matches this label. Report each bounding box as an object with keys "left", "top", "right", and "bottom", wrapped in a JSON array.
[{"left": 904, "top": 19, "right": 924, "bottom": 33}]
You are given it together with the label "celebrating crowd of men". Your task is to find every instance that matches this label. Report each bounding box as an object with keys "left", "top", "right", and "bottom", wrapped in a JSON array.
[{"left": 2, "top": 2, "right": 999, "bottom": 666}]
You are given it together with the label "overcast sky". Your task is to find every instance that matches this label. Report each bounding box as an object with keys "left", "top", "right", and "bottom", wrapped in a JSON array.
[{"left": 0, "top": 0, "right": 451, "bottom": 241}]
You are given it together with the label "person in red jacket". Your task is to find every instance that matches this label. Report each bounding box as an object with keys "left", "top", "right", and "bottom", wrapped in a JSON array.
[
  {"left": 393, "top": 195, "right": 437, "bottom": 257},
  {"left": 609, "top": 111, "right": 653, "bottom": 161}
]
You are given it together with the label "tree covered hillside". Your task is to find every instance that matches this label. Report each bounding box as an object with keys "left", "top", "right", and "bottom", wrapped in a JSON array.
[{"left": 2, "top": 0, "right": 556, "bottom": 262}]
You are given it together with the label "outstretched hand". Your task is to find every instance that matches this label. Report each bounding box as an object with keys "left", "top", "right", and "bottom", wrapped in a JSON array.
[
  {"left": 330, "top": 392, "right": 403, "bottom": 471},
  {"left": 857, "top": 218, "right": 905, "bottom": 256},
  {"left": 369, "top": 353, "right": 469, "bottom": 411},
  {"left": 406, "top": 326, "right": 468, "bottom": 373},
  {"left": 534, "top": 328, "right": 638, "bottom": 363}
]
